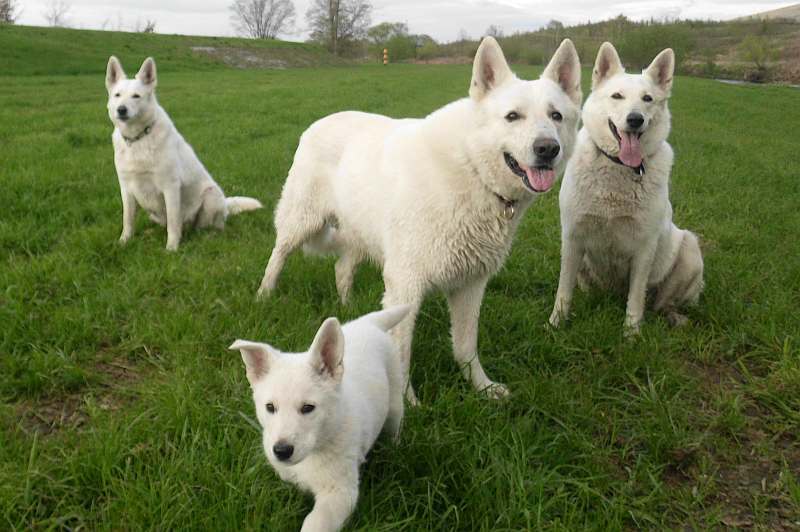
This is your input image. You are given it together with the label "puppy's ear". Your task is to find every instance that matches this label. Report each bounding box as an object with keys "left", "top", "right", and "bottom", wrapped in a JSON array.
[
  {"left": 136, "top": 57, "right": 157, "bottom": 87},
  {"left": 470, "top": 36, "right": 514, "bottom": 100},
  {"left": 541, "top": 38, "right": 582, "bottom": 106},
  {"left": 592, "top": 42, "right": 624, "bottom": 90},
  {"left": 644, "top": 48, "right": 675, "bottom": 95},
  {"left": 230, "top": 340, "right": 273, "bottom": 386},
  {"left": 308, "top": 318, "right": 344, "bottom": 381},
  {"left": 106, "top": 56, "right": 126, "bottom": 91}
]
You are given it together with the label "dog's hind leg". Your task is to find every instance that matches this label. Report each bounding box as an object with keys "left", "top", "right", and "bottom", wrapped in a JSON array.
[
  {"left": 195, "top": 186, "right": 226, "bottom": 230},
  {"left": 335, "top": 252, "right": 360, "bottom": 305},
  {"left": 654, "top": 230, "right": 704, "bottom": 326},
  {"left": 257, "top": 175, "right": 328, "bottom": 299},
  {"left": 447, "top": 276, "right": 508, "bottom": 399}
]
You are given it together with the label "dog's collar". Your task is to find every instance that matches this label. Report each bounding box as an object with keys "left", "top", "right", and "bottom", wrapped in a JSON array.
[
  {"left": 494, "top": 193, "right": 516, "bottom": 220},
  {"left": 597, "top": 146, "right": 645, "bottom": 182},
  {"left": 122, "top": 121, "right": 155, "bottom": 146}
]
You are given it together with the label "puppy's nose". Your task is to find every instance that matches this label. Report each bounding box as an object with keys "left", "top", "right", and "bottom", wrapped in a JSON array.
[
  {"left": 272, "top": 442, "right": 294, "bottom": 462},
  {"left": 533, "top": 138, "right": 560, "bottom": 161},
  {"left": 626, "top": 112, "right": 645, "bottom": 130},
  {"left": 117, "top": 105, "right": 128, "bottom": 117}
]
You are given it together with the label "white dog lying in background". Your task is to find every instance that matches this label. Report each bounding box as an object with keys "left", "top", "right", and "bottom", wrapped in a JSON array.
[
  {"left": 231, "top": 306, "right": 408, "bottom": 532},
  {"left": 549, "top": 42, "right": 704, "bottom": 335},
  {"left": 257, "top": 37, "right": 582, "bottom": 403},
  {"left": 105, "top": 56, "right": 262, "bottom": 251}
]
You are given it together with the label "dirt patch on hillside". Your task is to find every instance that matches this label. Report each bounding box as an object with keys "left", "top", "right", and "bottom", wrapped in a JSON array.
[{"left": 191, "top": 46, "right": 345, "bottom": 69}]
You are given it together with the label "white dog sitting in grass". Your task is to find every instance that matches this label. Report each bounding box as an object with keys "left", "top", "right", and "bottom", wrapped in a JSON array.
[
  {"left": 230, "top": 305, "right": 409, "bottom": 532},
  {"left": 549, "top": 43, "right": 704, "bottom": 335},
  {"left": 105, "top": 56, "right": 262, "bottom": 251}
]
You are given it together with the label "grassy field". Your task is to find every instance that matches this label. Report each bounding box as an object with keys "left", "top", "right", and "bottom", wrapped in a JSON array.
[{"left": 1, "top": 30, "right": 800, "bottom": 530}]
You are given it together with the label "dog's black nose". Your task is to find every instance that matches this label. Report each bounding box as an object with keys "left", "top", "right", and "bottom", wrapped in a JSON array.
[
  {"left": 533, "top": 138, "right": 560, "bottom": 161},
  {"left": 272, "top": 442, "right": 294, "bottom": 461},
  {"left": 626, "top": 112, "right": 644, "bottom": 129},
  {"left": 117, "top": 105, "right": 128, "bottom": 116}
]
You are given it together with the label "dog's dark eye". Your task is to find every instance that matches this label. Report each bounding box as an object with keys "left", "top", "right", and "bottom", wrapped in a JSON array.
[
  {"left": 642, "top": 94, "right": 653, "bottom": 102},
  {"left": 300, "top": 404, "right": 315, "bottom": 414},
  {"left": 550, "top": 111, "right": 563, "bottom": 122},
  {"left": 505, "top": 111, "right": 521, "bottom": 122},
  {"left": 611, "top": 92, "right": 624, "bottom": 100},
  {"left": 114, "top": 93, "right": 121, "bottom": 98},
  {"left": 132, "top": 94, "right": 141, "bottom": 99},
  {"left": 266, "top": 403, "right": 275, "bottom": 414}
]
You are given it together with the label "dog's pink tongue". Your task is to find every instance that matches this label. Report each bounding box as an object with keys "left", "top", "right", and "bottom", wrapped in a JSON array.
[
  {"left": 619, "top": 132, "right": 643, "bottom": 167},
  {"left": 525, "top": 167, "right": 556, "bottom": 192}
]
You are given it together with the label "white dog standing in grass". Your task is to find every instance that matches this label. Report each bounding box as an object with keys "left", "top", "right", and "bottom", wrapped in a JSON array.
[
  {"left": 230, "top": 306, "right": 408, "bottom": 532},
  {"left": 105, "top": 56, "right": 262, "bottom": 251},
  {"left": 257, "top": 37, "right": 582, "bottom": 403},
  {"left": 549, "top": 43, "right": 704, "bottom": 335}
]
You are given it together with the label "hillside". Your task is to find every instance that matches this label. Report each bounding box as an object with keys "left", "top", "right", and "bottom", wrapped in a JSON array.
[
  {"left": 0, "top": 25, "right": 345, "bottom": 76},
  {"left": 415, "top": 16, "right": 800, "bottom": 83},
  {"left": 736, "top": 3, "right": 800, "bottom": 22}
]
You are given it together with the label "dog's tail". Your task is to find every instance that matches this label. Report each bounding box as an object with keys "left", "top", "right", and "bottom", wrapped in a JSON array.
[
  {"left": 364, "top": 305, "right": 411, "bottom": 333},
  {"left": 226, "top": 196, "right": 263, "bottom": 216}
]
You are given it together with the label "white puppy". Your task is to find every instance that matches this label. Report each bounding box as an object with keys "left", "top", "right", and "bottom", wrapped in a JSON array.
[
  {"left": 230, "top": 306, "right": 409, "bottom": 532},
  {"left": 257, "top": 37, "right": 582, "bottom": 402},
  {"left": 549, "top": 43, "right": 704, "bottom": 335},
  {"left": 105, "top": 56, "right": 262, "bottom": 251}
]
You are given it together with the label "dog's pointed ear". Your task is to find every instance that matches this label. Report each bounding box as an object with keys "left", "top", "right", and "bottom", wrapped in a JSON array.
[
  {"left": 541, "top": 38, "right": 582, "bottom": 106},
  {"left": 230, "top": 340, "right": 273, "bottom": 386},
  {"left": 644, "top": 48, "right": 675, "bottom": 95},
  {"left": 308, "top": 318, "right": 344, "bottom": 381},
  {"left": 106, "top": 56, "right": 126, "bottom": 91},
  {"left": 136, "top": 57, "right": 157, "bottom": 87},
  {"left": 470, "top": 36, "right": 514, "bottom": 100},
  {"left": 592, "top": 42, "right": 624, "bottom": 90}
]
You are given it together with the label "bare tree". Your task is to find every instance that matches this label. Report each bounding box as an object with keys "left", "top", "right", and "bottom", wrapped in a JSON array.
[
  {"left": 306, "top": 0, "right": 371, "bottom": 55},
  {"left": 485, "top": 24, "right": 503, "bottom": 38},
  {"left": 134, "top": 18, "right": 157, "bottom": 33},
  {"left": 0, "top": 0, "right": 19, "bottom": 23},
  {"left": 43, "top": 0, "right": 71, "bottom": 27},
  {"left": 230, "top": 0, "right": 295, "bottom": 39}
]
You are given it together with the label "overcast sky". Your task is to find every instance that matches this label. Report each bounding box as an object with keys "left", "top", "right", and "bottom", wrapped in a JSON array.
[{"left": 18, "top": 0, "right": 798, "bottom": 42}]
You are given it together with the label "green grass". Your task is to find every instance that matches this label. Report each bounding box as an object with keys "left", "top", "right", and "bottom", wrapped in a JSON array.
[
  {"left": 0, "top": 25, "right": 343, "bottom": 76},
  {"left": 1, "top": 49, "right": 799, "bottom": 529}
]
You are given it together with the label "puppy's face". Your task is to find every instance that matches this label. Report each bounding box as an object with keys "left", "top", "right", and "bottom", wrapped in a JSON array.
[
  {"left": 583, "top": 43, "right": 675, "bottom": 167},
  {"left": 467, "top": 37, "right": 582, "bottom": 200},
  {"left": 231, "top": 318, "right": 345, "bottom": 467},
  {"left": 105, "top": 56, "right": 157, "bottom": 128}
]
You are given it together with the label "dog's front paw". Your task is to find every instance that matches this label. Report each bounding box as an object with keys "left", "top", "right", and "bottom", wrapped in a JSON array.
[
  {"left": 548, "top": 309, "right": 565, "bottom": 329},
  {"left": 165, "top": 241, "right": 179, "bottom": 252},
  {"left": 255, "top": 285, "right": 271, "bottom": 301},
  {"left": 623, "top": 321, "right": 641, "bottom": 339},
  {"left": 483, "top": 381, "right": 510, "bottom": 400},
  {"left": 119, "top": 233, "right": 133, "bottom": 245}
]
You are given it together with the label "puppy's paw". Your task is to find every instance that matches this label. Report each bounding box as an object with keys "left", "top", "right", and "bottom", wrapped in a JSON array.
[
  {"left": 483, "top": 381, "right": 510, "bottom": 400},
  {"left": 165, "top": 241, "right": 179, "bottom": 252},
  {"left": 119, "top": 233, "right": 132, "bottom": 245}
]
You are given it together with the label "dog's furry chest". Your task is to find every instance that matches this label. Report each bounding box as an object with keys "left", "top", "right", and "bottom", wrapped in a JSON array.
[{"left": 430, "top": 204, "right": 517, "bottom": 286}]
